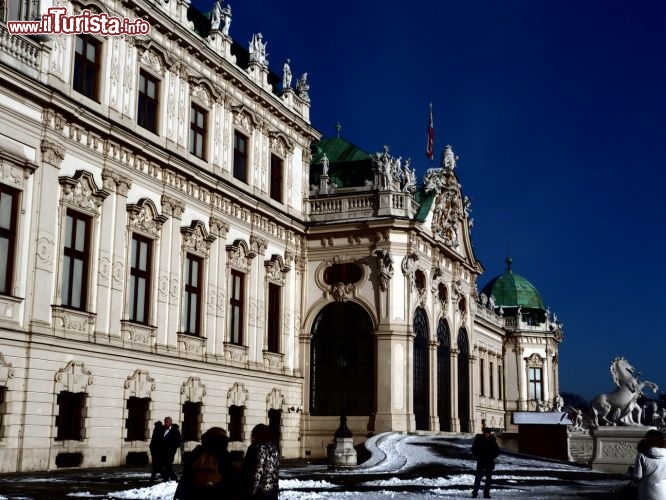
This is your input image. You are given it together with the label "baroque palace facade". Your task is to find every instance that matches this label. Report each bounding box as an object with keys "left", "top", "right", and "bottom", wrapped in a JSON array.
[{"left": 0, "top": 0, "right": 564, "bottom": 471}]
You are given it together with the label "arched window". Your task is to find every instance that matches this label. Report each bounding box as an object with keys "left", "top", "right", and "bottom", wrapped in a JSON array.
[
  {"left": 457, "top": 328, "right": 470, "bottom": 432},
  {"left": 310, "top": 302, "right": 374, "bottom": 416},
  {"left": 413, "top": 307, "right": 429, "bottom": 430},
  {"left": 437, "top": 318, "right": 451, "bottom": 431}
]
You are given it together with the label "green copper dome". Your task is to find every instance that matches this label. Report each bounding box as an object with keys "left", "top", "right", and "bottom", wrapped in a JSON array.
[
  {"left": 310, "top": 137, "right": 373, "bottom": 188},
  {"left": 480, "top": 257, "right": 545, "bottom": 310}
]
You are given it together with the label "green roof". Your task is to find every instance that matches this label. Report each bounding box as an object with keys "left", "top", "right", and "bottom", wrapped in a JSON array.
[
  {"left": 310, "top": 137, "right": 373, "bottom": 188},
  {"left": 480, "top": 257, "right": 545, "bottom": 310}
]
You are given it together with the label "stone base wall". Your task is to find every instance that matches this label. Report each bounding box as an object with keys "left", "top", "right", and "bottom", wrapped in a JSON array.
[
  {"left": 590, "top": 426, "right": 652, "bottom": 473},
  {"left": 569, "top": 432, "right": 593, "bottom": 464}
]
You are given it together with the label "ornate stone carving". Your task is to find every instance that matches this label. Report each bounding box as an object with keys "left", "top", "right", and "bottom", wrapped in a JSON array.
[
  {"left": 102, "top": 167, "right": 132, "bottom": 196},
  {"left": 36, "top": 235, "right": 54, "bottom": 270},
  {"left": 266, "top": 388, "right": 285, "bottom": 410},
  {"left": 265, "top": 255, "right": 287, "bottom": 285},
  {"left": 140, "top": 49, "right": 164, "bottom": 76},
  {"left": 124, "top": 369, "right": 155, "bottom": 398},
  {"left": 0, "top": 352, "right": 15, "bottom": 384},
  {"left": 123, "top": 322, "right": 155, "bottom": 345},
  {"left": 160, "top": 194, "right": 185, "bottom": 219},
  {"left": 227, "top": 239, "right": 253, "bottom": 272},
  {"left": 330, "top": 283, "right": 354, "bottom": 302},
  {"left": 41, "top": 139, "right": 65, "bottom": 167},
  {"left": 181, "top": 376, "right": 206, "bottom": 402},
  {"left": 127, "top": 199, "right": 167, "bottom": 238},
  {"left": 401, "top": 253, "right": 419, "bottom": 287},
  {"left": 250, "top": 235, "right": 267, "bottom": 256},
  {"left": 54, "top": 361, "right": 93, "bottom": 392},
  {"left": 373, "top": 249, "right": 394, "bottom": 292},
  {"left": 227, "top": 382, "right": 249, "bottom": 407},
  {"left": 181, "top": 220, "right": 216, "bottom": 257},
  {"left": 59, "top": 171, "right": 109, "bottom": 215},
  {"left": 190, "top": 82, "right": 212, "bottom": 107}
]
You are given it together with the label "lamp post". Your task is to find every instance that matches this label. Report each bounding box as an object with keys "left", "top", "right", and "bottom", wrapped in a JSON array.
[{"left": 330, "top": 345, "right": 357, "bottom": 467}]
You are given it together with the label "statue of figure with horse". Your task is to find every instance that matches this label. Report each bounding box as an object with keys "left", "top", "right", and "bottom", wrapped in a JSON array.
[{"left": 591, "top": 357, "right": 658, "bottom": 427}]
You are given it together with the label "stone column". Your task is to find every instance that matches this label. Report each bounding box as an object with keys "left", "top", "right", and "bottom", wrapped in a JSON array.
[
  {"left": 207, "top": 217, "right": 229, "bottom": 356},
  {"left": 428, "top": 339, "right": 439, "bottom": 430},
  {"left": 449, "top": 348, "right": 460, "bottom": 432},
  {"left": 468, "top": 354, "right": 477, "bottom": 433},
  {"left": 159, "top": 194, "right": 184, "bottom": 348},
  {"left": 28, "top": 139, "right": 65, "bottom": 333},
  {"left": 515, "top": 346, "right": 526, "bottom": 410}
]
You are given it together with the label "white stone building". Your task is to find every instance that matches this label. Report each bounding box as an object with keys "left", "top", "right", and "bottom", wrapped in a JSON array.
[{"left": 0, "top": 0, "right": 563, "bottom": 471}]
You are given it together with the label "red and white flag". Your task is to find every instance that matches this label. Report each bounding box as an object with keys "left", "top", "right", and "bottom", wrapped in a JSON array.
[{"left": 426, "top": 103, "right": 434, "bottom": 160}]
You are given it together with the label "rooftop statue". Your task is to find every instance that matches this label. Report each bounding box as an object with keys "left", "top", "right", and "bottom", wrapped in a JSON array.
[
  {"left": 283, "top": 59, "right": 292, "bottom": 90},
  {"left": 296, "top": 72, "right": 310, "bottom": 102},
  {"left": 591, "top": 357, "right": 658, "bottom": 427},
  {"left": 210, "top": 1, "right": 231, "bottom": 35},
  {"left": 249, "top": 33, "right": 268, "bottom": 65},
  {"left": 220, "top": 4, "right": 231, "bottom": 36}
]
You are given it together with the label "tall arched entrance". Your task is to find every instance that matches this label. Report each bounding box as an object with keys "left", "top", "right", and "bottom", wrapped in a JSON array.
[
  {"left": 309, "top": 301, "right": 374, "bottom": 416},
  {"left": 437, "top": 318, "right": 451, "bottom": 431},
  {"left": 457, "top": 327, "right": 470, "bottom": 432},
  {"left": 413, "top": 307, "right": 430, "bottom": 430}
]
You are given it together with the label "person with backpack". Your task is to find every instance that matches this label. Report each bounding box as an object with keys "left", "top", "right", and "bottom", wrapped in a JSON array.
[
  {"left": 174, "top": 427, "right": 235, "bottom": 500},
  {"left": 241, "top": 424, "right": 280, "bottom": 500}
]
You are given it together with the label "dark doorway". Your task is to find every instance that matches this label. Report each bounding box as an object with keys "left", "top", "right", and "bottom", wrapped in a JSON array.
[
  {"left": 310, "top": 301, "right": 374, "bottom": 416},
  {"left": 437, "top": 318, "right": 451, "bottom": 431},
  {"left": 413, "top": 307, "right": 430, "bottom": 430},
  {"left": 268, "top": 408, "right": 282, "bottom": 454},
  {"left": 457, "top": 328, "right": 470, "bottom": 432}
]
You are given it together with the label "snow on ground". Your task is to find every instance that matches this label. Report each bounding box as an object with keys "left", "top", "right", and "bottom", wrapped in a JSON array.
[{"left": 49, "top": 433, "right": 624, "bottom": 499}]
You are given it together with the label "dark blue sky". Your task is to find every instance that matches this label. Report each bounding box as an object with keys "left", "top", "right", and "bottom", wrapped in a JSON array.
[{"left": 193, "top": 0, "right": 666, "bottom": 400}]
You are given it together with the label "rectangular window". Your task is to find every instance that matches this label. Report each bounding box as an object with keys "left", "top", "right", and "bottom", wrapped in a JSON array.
[
  {"left": 0, "top": 186, "right": 19, "bottom": 295},
  {"left": 480, "top": 359, "right": 485, "bottom": 396},
  {"left": 129, "top": 234, "right": 152, "bottom": 324},
  {"left": 233, "top": 131, "right": 248, "bottom": 183},
  {"left": 125, "top": 396, "right": 149, "bottom": 441},
  {"left": 267, "top": 283, "right": 281, "bottom": 353},
  {"left": 189, "top": 103, "right": 207, "bottom": 159},
  {"left": 182, "top": 401, "right": 201, "bottom": 442},
  {"left": 0, "top": 386, "right": 6, "bottom": 434},
  {"left": 137, "top": 70, "right": 159, "bottom": 133},
  {"left": 228, "top": 405, "right": 243, "bottom": 442},
  {"left": 528, "top": 367, "right": 543, "bottom": 401},
  {"left": 73, "top": 35, "right": 100, "bottom": 101},
  {"left": 55, "top": 391, "right": 85, "bottom": 441},
  {"left": 182, "top": 253, "right": 202, "bottom": 336},
  {"left": 489, "top": 362, "right": 494, "bottom": 399},
  {"left": 498, "top": 365, "right": 503, "bottom": 400},
  {"left": 61, "top": 210, "right": 90, "bottom": 310},
  {"left": 269, "top": 154, "right": 283, "bottom": 203},
  {"left": 229, "top": 270, "right": 244, "bottom": 345}
]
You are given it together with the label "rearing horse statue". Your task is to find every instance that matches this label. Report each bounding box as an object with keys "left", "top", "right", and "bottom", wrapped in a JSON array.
[{"left": 591, "top": 357, "right": 658, "bottom": 426}]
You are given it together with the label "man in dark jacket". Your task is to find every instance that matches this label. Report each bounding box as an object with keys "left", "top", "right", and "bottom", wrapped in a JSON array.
[
  {"left": 160, "top": 416, "right": 182, "bottom": 482},
  {"left": 471, "top": 427, "right": 500, "bottom": 498}
]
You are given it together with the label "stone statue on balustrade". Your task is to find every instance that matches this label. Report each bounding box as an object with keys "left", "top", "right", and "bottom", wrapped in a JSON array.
[
  {"left": 282, "top": 59, "right": 292, "bottom": 90},
  {"left": 249, "top": 33, "right": 268, "bottom": 65},
  {"left": 591, "top": 356, "right": 658, "bottom": 427},
  {"left": 296, "top": 72, "right": 310, "bottom": 102}
]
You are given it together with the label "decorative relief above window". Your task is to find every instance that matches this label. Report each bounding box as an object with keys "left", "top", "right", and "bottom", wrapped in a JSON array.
[
  {"left": 124, "top": 369, "right": 154, "bottom": 399},
  {"left": 227, "top": 382, "right": 249, "bottom": 407},
  {"left": 55, "top": 360, "right": 93, "bottom": 393},
  {"left": 181, "top": 376, "right": 206, "bottom": 403},
  {"left": 127, "top": 199, "right": 167, "bottom": 238},
  {"left": 265, "top": 254, "right": 289, "bottom": 286},
  {"left": 526, "top": 353, "right": 545, "bottom": 368},
  {"left": 226, "top": 239, "right": 254, "bottom": 272},
  {"left": 181, "top": 220, "right": 216, "bottom": 258},
  {"left": 59, "top": 171, "right": 110, "bottom": 216}
]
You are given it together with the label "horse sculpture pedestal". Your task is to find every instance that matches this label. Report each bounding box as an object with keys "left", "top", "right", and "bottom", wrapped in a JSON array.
[{"left": 590, "top": 426, "right": 652, "bottom": 473}]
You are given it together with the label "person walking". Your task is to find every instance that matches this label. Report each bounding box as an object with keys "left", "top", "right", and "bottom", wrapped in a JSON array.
[
  {"left": 241, "top": 424, "right": 280, "bottom": 500},
  {"left": 149, "top": 420, "right": 163, "bottom": 484},
  {"left": 174, "top": 427, "right": 235, "bottom": 500},
  {"left": 160, "top": 416, "right": 182, "bottom": 482},
  {"left": 633, "top": 429, "right": 666, "bottom": 500},
  {"left": 471, "top": 427, "right": 500, "bottom": 499}
]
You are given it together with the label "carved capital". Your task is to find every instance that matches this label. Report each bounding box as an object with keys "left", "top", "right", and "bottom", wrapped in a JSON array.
[
  {"left": 209, "top": 216, "right": 230, "bottom": 238},
  {"left": 161, "top": 194, "right": 185, "bottom": 219},
  {"left": 102, "top": 167, "right": 132, "bottom": 196},
  {"left": 41, "top": 139, "right": 65, "bottom": 167}
]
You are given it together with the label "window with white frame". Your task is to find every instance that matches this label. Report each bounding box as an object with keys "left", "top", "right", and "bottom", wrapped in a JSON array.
[
  {"left": 229, "top": 269, "right": 244, "bottom": 345},
  {"left": 528, "top": 367, "right": 543, "bottom": 401},
  {"left": 128, "top": 234, "right": 152, "bottom": 324},
  {"left": 233, "top": 130, "right": 248, "bottom": 183},
  {"left": 270, "top": 154, "right": 283, "bottom": 203},
  {"left": 182, "top": 253, "right": 203, "bottom": 336},
  {"left": 137, "top": 70, "right": 159, "bottom": 134},
  {"left": 73, "top": 35, "right": 101, "bottom": 102},
  {"left": 61, "top": 209, "right": 91, "bottom": 310}
]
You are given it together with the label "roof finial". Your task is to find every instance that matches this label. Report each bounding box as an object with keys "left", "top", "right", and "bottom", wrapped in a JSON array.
[
  {"left": 335, "top": 121, "right": 342, "bottom": 138},
  {"left": 505, "top": 255, "right": 513, "bottom": 272}
]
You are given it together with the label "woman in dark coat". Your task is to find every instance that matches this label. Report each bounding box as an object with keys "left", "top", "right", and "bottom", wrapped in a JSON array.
[
  {"left": 174, "top": 427, "right": 235, "bottom": 500},
  {"left": 149, "top": 420, "right": 163, "bottom": 483},
  {"left": 241, "top": 424, "right": 280, "bottom": 500}
]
